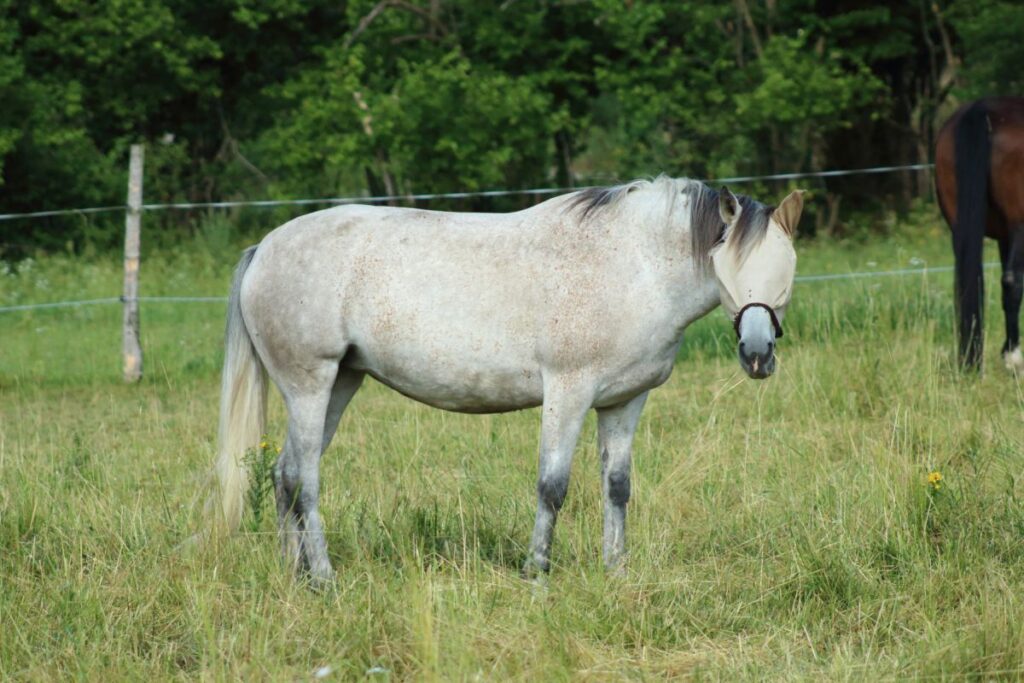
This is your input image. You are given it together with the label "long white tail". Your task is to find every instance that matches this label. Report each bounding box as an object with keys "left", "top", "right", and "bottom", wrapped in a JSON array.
[{"left": 207, "top": 245, "right": 267, "bottom": 535}]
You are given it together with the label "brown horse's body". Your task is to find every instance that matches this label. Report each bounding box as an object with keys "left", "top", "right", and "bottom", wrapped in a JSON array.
[{"left": 935, "top": 96, "right": 1024, "bottom": 371}]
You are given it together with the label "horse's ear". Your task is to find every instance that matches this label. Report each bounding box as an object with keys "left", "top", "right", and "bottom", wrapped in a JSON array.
[
  {"left": 773, "top": 189, "right": 806, "bottom": 238},
  {"left": 718, "top": 186, "right": 740, "bottom": 225}
]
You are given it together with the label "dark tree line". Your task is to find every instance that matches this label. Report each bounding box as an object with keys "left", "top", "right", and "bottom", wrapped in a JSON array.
[{"left": 1, "top": 0, "right": 1021, "bottom": 252}]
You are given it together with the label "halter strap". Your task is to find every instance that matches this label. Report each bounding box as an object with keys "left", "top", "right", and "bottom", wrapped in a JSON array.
[{"left": 733, "top": 302, "right": 784, "bottom": 339}]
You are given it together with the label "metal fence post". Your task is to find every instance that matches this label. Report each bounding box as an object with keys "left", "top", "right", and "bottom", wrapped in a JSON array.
[{"left": 122, "top": 144, "right": 144, "bottom": 382}]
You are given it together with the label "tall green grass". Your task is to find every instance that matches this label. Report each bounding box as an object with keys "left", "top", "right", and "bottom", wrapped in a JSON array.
[{"left": 2, "top": 210, "right": 1023, "bottom": 679}]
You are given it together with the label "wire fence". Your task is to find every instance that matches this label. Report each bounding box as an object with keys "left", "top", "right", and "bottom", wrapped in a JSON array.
[
  {"left": 0, "top": 162, "right": 934, "bottom": 222},
  {"left": 0, "top": 261, "right": 997, "bottom": 315}
]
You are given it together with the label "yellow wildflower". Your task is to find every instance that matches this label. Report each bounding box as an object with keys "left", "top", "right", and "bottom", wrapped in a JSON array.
[
  {"left": 260, "top": 441, "right": 268, "bottom": 449},
  {"left": 927, "top": 471, "right": 943, "bottom": 490}
]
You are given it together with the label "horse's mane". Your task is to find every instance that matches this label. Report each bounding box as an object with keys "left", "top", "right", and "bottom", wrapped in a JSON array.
[{"left": 568, "top": 176, "right": 773, "bottom": 271}]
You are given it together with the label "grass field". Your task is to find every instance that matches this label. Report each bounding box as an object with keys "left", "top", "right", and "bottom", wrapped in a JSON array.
[{"left": 2, "top": 207, "right": 1024, "bottom": 680}]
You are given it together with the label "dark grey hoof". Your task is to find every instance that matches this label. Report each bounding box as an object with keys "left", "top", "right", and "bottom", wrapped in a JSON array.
[
  {"left": 604, "top": 552, "right": 628, "bottom": 577},
  {"left": 521, "top": 555, "right": 550, "bottom": 582},
  {"left": 305, "top": 569, "right": 337, "bottom": 593}
]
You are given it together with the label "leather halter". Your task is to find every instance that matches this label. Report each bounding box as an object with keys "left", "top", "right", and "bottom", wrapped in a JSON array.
[{"left": 733, "top": 302, "right": 784, "bottom": 339}]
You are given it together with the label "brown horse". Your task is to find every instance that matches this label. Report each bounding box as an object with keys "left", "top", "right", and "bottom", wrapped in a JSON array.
[{"left": 935, "top": 96, "right": 1024, "bottom": 373}]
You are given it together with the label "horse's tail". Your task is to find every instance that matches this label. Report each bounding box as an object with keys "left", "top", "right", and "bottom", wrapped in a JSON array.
[
  {"left": 953, "top": 100, "right": 991, "bottom": 370},
  {"left": 206, "top": 245, "right": 267, "bottom": 535}
]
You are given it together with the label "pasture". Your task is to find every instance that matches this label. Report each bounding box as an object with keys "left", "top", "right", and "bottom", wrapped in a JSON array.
[{"left": 2, "top": 209, "right": 1023, "bottom": 680}]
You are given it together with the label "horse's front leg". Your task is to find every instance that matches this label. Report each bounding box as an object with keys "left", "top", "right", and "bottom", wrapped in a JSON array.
[
  {"left": 523, "top": 379, "right": 593, "bottom": 578},
  {"left": 597, "top": 392, "right": 648, "bottom": 573}
]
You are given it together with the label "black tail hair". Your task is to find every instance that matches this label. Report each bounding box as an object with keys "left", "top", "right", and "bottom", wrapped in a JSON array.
[{"left": 952, "top": 100, "right": 991, "bottom": 370}]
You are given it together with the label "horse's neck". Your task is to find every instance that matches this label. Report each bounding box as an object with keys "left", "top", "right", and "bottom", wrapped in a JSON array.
[
  {"left": 671, "top": 261, "right": 722, "bottom": 327},
  {"left": 659, "top": 217, "right": 723, "bottom": 327},
  {"left": 536, "top": 199, "right": 722, "bottom": 326}
]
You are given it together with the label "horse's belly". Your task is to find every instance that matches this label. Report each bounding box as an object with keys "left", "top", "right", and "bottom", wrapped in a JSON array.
[
  {"left": 593, "top": 353, "right": 678, "bottom": 408},
  {"left": 347, "top": 348, "right": 544, "bottom": 414}
]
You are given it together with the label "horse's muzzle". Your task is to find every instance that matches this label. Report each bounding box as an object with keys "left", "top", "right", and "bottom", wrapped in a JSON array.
[
  {"left": 735, "top": 304, "right": 779, "bottom": 379},
  {"left": 738, "top": 341, "right": 775, "bottom": 379}
]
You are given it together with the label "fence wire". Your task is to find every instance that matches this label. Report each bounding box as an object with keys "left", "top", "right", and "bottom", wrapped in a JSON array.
[
  {"left": 0, "top": 162, "right": 934, "bottom": 222},
  {"left": 0, "top": 260, "right": 995, "bottom": 315}
]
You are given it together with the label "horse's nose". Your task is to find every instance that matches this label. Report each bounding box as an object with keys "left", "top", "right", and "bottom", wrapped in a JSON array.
[
  {"left": 738, "top": 340, "right": 775, "bottom": 379},
  {"left": 739, "top": 339, "right": 775, "bottom": 355},
  {"left": 736, "top": 305, "right": 778, "bottom": 379}
]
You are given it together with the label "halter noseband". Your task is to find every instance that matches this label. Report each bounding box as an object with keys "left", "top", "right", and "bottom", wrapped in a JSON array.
[{"left": 733, "top": 302, "right": 784, "bottom": 339}]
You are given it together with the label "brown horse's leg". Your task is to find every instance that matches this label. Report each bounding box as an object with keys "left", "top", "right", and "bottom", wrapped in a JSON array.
[{"left": 999, "top": 230, "right": 1024, "bottom": 373}]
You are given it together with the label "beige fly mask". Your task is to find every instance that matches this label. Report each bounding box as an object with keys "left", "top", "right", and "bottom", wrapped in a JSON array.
[
  {"left": 712, "top": 221, "right": 797, "bottom": 326},
  {"left": 711, "top": 189, "right": 803, "bottom": 325}
]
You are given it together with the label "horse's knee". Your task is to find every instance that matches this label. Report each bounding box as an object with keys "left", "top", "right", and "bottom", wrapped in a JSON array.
[
  {"left": 606, "top": 466, "right": 631, "bottom": 507},
  {"left": 537, "top": 471, "right": 570, "bottom": 511}
]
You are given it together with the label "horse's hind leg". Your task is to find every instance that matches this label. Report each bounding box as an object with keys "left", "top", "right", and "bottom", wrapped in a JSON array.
[
  {"left": 322, "top": 369, "right": 365, "bottom": 452},
  {"left": 274, "top": 361, "right": 343, "bottom": 585},
  {"left": 999, "top": 230, "right": 1024, "bottom": 373},
  {"left": 597, "top": 392, "right": 648, "bottom": 574}
]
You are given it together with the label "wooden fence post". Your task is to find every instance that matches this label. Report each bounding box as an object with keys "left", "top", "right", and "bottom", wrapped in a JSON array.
[{"left": 122, "top": 144, "right": 144, "bottom": 383}]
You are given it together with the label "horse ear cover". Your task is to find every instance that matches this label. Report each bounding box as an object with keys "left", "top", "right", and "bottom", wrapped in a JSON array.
[
  {"left": 773, "top": 189, "right": 806, "bottom": 238},
  {"left": 718, "top": 186, "right": 740, "bottom": 225}
]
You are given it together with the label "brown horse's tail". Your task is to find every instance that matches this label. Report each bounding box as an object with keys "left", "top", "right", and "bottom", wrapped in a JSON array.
[{"left": 952, "top": 100, "right": 991, "bottom": 370}]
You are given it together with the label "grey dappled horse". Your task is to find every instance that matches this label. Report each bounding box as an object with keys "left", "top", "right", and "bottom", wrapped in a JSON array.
[{"left": 207, "top": 177, "right": 804, "bottom": 585}]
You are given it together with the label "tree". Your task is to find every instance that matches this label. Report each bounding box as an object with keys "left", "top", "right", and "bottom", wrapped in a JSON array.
[
  {"left": 950, "top": 0, "right": 1024, "bottom": 98},
  {"left": 0, "top": 0, "right": 1012, "bottom": 251}
]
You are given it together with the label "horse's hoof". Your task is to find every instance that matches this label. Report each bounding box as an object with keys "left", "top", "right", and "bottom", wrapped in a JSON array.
[
  {"left": 520, "top": 556, "right": 549, "bottom": 582},
  {"left": 305, "top": 567, "right": 337, "bottom": 593},
  {"left": 528, "top": 574, "right": 550, "bottom": 597},
  {"left": 1004, "top": 347, "right": 1024, "bottom": 376},
  {"left": 604, "top": 559, "right": 628, "bottom": 579},
  {"left": 175, "top": 531, "right": 205, "bottom": 555},
  {"left": 521, "top": 560, "right": 550, "bottom": 596},
  {"left": 306, "top": 574, "right": 336, "bottom": 593}
]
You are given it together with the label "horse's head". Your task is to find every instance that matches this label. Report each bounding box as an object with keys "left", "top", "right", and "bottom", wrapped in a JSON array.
[{"left": 711, "top": 187, "right": 804, "bottom": 379}]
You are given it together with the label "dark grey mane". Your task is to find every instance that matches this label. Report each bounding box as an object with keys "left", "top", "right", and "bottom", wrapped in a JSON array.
[
  {"left": 690, "top": 184, "right": 774, "bottom": 272},
  {"left": 567, "top": 181, "right": 646, "bottom": 221},
  {"left": 568, "top": 177, "right": 774, "bottom": 272},
  {"left": 689, "top": 183, "right": 726, "bottom": 270}
]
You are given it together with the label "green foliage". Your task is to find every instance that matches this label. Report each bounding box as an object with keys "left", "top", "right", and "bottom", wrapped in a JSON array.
[
  {"left": 584, "top": 2, "right": 736, "bottom": 178},
  {"left": 376, "top": 54, "right": 559, "bottom": 192},
  {"left": 736, "top": 32, "right": 883, "bottom": 129},
  {"left": 950, "top": 0, "right": 1024, "bottom": 98},
  {"left": 735, "top": 30, "right": 885, "bottom": 171},
  {"left": 0, "top": 2, "right": 23, "bottom": 184},
  {"left": 244, "top": 438, "right": 279, "bottom": 533}
]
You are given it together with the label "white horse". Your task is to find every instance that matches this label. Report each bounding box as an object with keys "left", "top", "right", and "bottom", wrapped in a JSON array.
[{"left": 207, "top": 176, "right": 804, "bottom": 584}]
